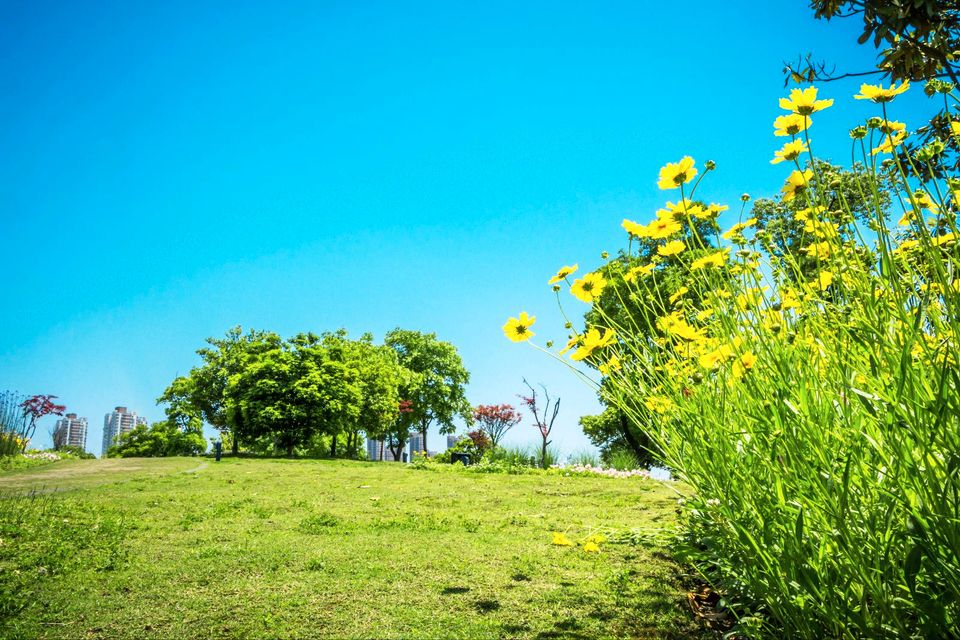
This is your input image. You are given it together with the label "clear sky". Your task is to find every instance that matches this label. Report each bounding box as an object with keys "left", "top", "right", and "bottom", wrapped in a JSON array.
[{"left": 0, "top": 0, "right": 936, "bottom": 456}]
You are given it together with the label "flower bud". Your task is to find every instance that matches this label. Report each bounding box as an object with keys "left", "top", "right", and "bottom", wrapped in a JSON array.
[
  {"left": 564, "top": 322, "right": 573, "bottom": 329},
  {"left": 600, "top": 251, "right": 609, "bottom": 260},
  {"left": 705, "top": 160, "right": 716, "bottom": 171},
  {"left": 552, "top": 284, "right": 561, "bottom": 293},
  {"left": 740, "top": 193, "right": 751, "bottom": 202},
  {"left": 545, "top": 340, "right": 554, "bottom": 348},
  {"left": 849, "top": 126, "right": 867, "bottom": 139}
]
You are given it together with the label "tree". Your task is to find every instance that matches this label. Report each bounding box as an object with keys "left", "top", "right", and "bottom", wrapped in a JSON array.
[
  {"left": 788, "top": 1, "right": 960, "bottom": 84},
  {"left": 159, "top": 326, "right": 270, "bottom": 455},
  {"left": 108, "top": 419, "right": 206, "bottom": 458},
  {"left": 519, "top": 379, "right": 560, "bottom": 469},
  {"left": 385, "top": 329, "right": 471, "bottom": 454},
  {"left": 579, "top": 406, "right": 660, "bottom": 468},
  {"left": 472, "top": 404, "right": 522, "bottom": 448}
]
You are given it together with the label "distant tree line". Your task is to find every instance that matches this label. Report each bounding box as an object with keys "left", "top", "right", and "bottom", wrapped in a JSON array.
[{"left": 130, "top": 327, "right": 471, "bottom": 459}]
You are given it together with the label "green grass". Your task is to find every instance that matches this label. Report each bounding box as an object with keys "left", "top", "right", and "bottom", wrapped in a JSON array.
[{"left": 0, "top": 457, "right": 704, "bottom": 639}]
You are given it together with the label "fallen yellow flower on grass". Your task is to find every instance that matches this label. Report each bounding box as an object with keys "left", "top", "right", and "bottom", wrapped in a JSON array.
[
  {"left": 552, "top": 532, "right": 574, "bottom": 547},
  {"left": 657, "top": 156, "right": 697, "bottom": 190},
  {"left": 503, "top": 312, "right": 536, "bottom": 342},
  {"left": 548, "top": 264, "right": 578, "bottom": 284},
  {"left": 583, "top": 541, "right": 600, "bottom": 553}
]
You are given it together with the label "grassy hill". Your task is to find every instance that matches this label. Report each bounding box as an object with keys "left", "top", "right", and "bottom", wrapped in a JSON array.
[{"left": 0, "top": 458, "right": 703, "bottom": 639}]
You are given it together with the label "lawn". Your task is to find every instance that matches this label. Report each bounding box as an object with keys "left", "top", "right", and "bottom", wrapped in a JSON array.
[{"left": 0, "top": 458, "right": 703, "bottom": 639}]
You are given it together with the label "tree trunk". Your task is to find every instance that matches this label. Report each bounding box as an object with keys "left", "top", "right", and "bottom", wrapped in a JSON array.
[
  {"left": 421, "top": 423, "right": 428, "bottom": 456},
  {"left": 330, "top": 433, "right": 338, "bottom": 458},
  {"left": 231, "top": 430, "right": 239, "bottom": 455},
  {"left": 379, "top": 439, "right": 385, "bottom": 461},
  {"left": 287, "top": 442, "right": 295, "bottom": 457},
  {"left": 541, "top": 438, "right": 548, "bottom": 469}
]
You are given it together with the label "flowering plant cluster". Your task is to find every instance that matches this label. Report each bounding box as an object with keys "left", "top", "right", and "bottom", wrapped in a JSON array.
[
  {"left": 22, "top": 451, "right": 61, "bottom": 461},
  {"left": 552, "top": 463, "right": 651, "bottom": 480},
  {"left": 506, "top": 81, "right": 960, "bottom": 637}
]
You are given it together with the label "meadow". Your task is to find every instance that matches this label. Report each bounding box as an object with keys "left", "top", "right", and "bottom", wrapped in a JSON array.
[{"left": 0, "top": 457, "right": 704, "bottom": 639}]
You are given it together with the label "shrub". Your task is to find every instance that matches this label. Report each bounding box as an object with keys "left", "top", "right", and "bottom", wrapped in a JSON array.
[{"left": 507, "top": 82, "right": 960, "bottom": 637}]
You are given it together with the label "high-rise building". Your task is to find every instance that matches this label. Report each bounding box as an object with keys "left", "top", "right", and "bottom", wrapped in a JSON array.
[
  {"left": 365, "top": 437, "right": 397, "bottom": 461},
  {"left": 408, "top": 431, "right": 424, "bottom": 459},
  {"left": 53, "top": 413, "right": 88, "bottom": 451},
  {"left": 446, "top": 434, "right": 460, "bottom": 449},
  {"left": 101, "top": 406, "right": 147, "bottom": 455}
]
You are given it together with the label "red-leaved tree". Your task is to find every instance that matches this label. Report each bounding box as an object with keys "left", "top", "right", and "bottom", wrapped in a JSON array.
[{"left": 472, "top": 403, "right": 522, "bottom": 448}]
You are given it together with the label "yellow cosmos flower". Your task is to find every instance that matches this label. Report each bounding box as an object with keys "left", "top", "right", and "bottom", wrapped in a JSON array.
[
  {"left": 657, "top": 156, "right": 697, "bottom": 190},
  {"left": 644, "top": 396, "right": 673, "bottom": 414},
  {"left": 570, "top": 272, "right": 608, "bottom": 303},
  {"left": 646, "top": 216, "right": 681, "bottom": 239},
  {"left": 570, "top": 327, "right": 616, "bottom": 361},
  {"left": 854, "top": 81, "right": 910, "bottom": 103},
  {"left": 669, "top": 286, "right": 689, "bottom": 304},
  {"left": 622, "top": 219, "right": 649, "bottom": 238},
  {"left": 721, "top": 218, "right": 757, "bottom": 240},
  {"left": 780, "top": 290, "right": 801, "bottom": 310},
  {"left": 503, "top": 312, "right": 536, "bottom": 342},
  {"left": 878, "top": 120, "right": 906, "bottom": 135},
  {"left": 624, "top": 263, "right": 656, "bottom": 283},
  {"left": 782, "top": 169, "right": 813, "bottom": 202},
  {"left": 794, "top": 205, "right": 825, "bottom": 222},
  {"left": 691, "top": 249, "right": 730, "bottom": 270},
  {"left": 732, "top": 352, "right": 757, "bottom": 379},
  {"left": 598, "top": 356, "right": 621, "bottom": 376},
  {"left": 813, "top": 271, "right": 835, "bottom": 290},
  {"left": 706, "top": 203, "right": 729, "bottom": 217},
  {"left": 771, "top": 139, "right": 809, "bottom": 164},
  {"left": 548, "top": 264, "right": 578, "bottom": 284},
  {"left": 658, "top": 313, "right": 706, "bottom": 342},
  {"left": 872, "top": 131, "right": 907, "bottom": 155},
  {"left": 802, "top": 241, "right": 833, "bottom": 259},
  {"left": 657, "top": 240, "right": 686, "bottom": 257},
  {"left": 773, "top": 113, "right": 811, "bottom": 137},
  {"left": 583, "top": 541, "right": 601, "bottom": 553},
  {"left": 932, "top": 232, "right": 957, "bottom": 247},
  {"left": 552, "top": 532, "right": 574, "bottom": 547},
  {"left": 779, "top": 86, "right": 834, "bottom": 116}
]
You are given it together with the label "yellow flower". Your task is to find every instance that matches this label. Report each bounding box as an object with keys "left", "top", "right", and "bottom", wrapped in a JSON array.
[
  {"left": 584, "top": 533, "right": 606, "bottom": 544},
  {"left": 893, "top": 239, "right": 919, "bottom": 255},
  {"left": 779, "top": 86, "right": 834, "bottom": 116},
  {"left": 558, "top": 335, "right": 580, "bottom": 356},
  {"left": 812, "top": 271, "right": 835, "bottom": 290},
  {"left": 691, "top": 249, "right": 730, "bottom": 270},
  {"left": 669, "top": 286, "right": 689, "bottom": 304},
  {"left": 878, "top": 120, "right": 906, "bottom": 135},
  {"left": 657, "top": 156, "right": 697, "bottom": 190},
  {"left": 794, "top": 205, "right": 825, "bottom": 222},
  {"left": 736, "top": 287, "right": 769, "bottom": 311},
  {"left": 732, "top": 352, "right": 757, "bottom": 379},
  {"left": 503, "top": 312, "right": 536, "bottom": 342},
  {"left": 872, "top": 131, "right": 907, "bottom": 155},
  {"left": 932, "top": 232, "right": 957, "bottom": 247},
  {"left": 570, "top": 327, "right": 616, "bottom": 361},
  {"left": 599, "top": 356, "right": 621, "bottom": 376},
  {"left": 854, "top": 81, "right": 910, "bottom": 103},
  {"left": 721, "top": 218, "right": 757, "bottom": 240},
  {"left": 570, "top": 272, "right": 608, "bottom": 303},
  {"left": 782, "top": 169, "right": 813, "bottom": 202},
  {"left": 644, "top": 396, "right": 673, "bottom": 414},
  {"left": 802, "top": 241, "right": 833, "bottom": 260},
  {"left": 552, "top": 532, "right": 574, "bottom": 547},
  {"left": 706, "top": 203, "right": 728, "bottom": 217},
  {"left": 951, "top": 121, "right": 960, "bottom": 137},
  {"left": 658, "top": 313, "right": 706, "bottom": 342},
  {"left": 646, "top": 217, "right": 682, "bottom": 239},
  {"left": 583, "top": 541, "right": 601, "bottom": 553},
  {"left": 657, "top": 240, "right": 686, "bottom": 257},
  {"left": 548, "top": 264, "right": 579, "bottom": 284},
  {"left": 773, "top": 113, "right": 810, "bottom": 137},
  {"left": 771, "top": 139, "right": 809, "bottom": 164},
  {"left": 622, "top": 219, "right": 649, "bottom": 238},
  {"left": 624, "top": 263, "right": 656, "bottom": 283}
]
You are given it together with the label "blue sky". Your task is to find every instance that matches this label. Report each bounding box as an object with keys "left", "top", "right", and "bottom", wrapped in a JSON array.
[{"left": 0, "top": 0, "right": 936, "bottom": 455}]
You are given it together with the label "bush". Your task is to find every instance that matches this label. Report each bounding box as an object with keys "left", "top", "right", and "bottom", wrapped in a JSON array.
[
  {"left": 108, "top": 420, "right": 206, "bottom": 458},
  {"left": 513, "top": 83, "right": 960, "bottom": 637}
]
